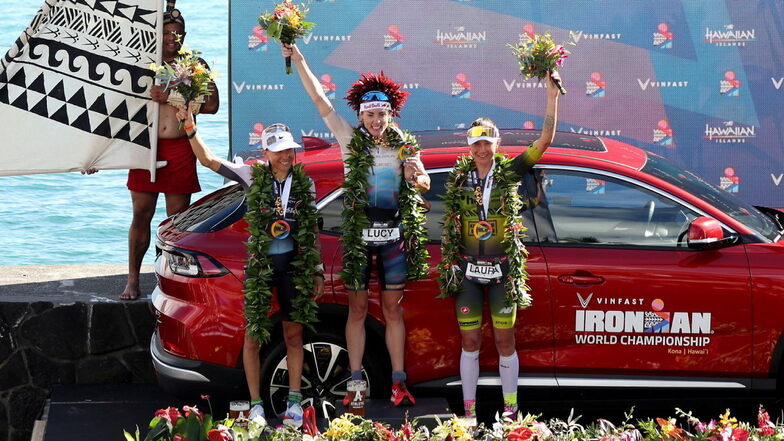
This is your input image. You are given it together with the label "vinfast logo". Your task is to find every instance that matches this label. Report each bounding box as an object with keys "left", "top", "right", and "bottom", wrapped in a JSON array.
[
  {"left": 569, "top": 30, "right": 622, "bottom": 43},
  {"left": 300, "top": 129, "right": 334, "bottom": 139},
  {"left": 719, "top": 166, "right": 740, "bottom": 193},
  {"left": 653, "top": 22, "right": 673, "bottom": 49},
  {"left": 569, "top": 126, "right": 621, "bottom": 137},
  {"left": 384, "top": 25, "right": 405, "bottom": 51},
  {"left": 637, "top": 79, "right": 688, "bottom": 91},
  {"left": 772, "top": 77, "right": 784, "bottom": 90},
  {"left": 232, "top": 82, "right": 284, "bottom": 94},
  {"left": 435, "top": 26, "right": 486, "bottom": 48},
  {"left": 653, "top": 119, "right": 674, "bottom": 148},
  {"left": 772, "top": 173, "right": 784, "bottom": 186},
  {"left": 248, "top": 26, "right": 268, "bottom": 52},
  {"left": 502, "top": 78, "right": 549, "bottom": 92},
  {"left": 574, "top": 298, "right": 713, "bottom": 347},
  {"left": 705, "top": 24, "right": 756, "bottom": 47},
  {"left": 401, "top": 83, "right": 420, "bottom": 90},
  {"left": 301, "top": 33, "right": 352, "bottom": 44},
  {"left": 704, "top": 121, "right": 756, "bottom": 143}
]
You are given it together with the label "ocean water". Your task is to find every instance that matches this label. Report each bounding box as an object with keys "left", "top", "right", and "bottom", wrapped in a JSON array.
[{"left": 0, "top": 1, "right": 230, "bottom": 266}]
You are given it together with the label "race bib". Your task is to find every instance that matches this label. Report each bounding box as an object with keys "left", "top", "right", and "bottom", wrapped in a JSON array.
[
  {"left": 465, "top": 261, "right": 503, "bottom": 283},
  {"left": 361, "top": 226, "right": 401, "bottom": 244}
]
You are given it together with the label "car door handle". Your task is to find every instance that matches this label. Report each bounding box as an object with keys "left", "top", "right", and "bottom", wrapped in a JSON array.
[{"left": 557, "top": 273, "right": 605, "bottom": 285}]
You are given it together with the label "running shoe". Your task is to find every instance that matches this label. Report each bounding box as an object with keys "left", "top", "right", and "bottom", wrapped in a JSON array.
[
  {"left": 283, "top": 402, "right": 303, "bottom": 428},
  {"left": 390, "top": 381, "right": 415, "bottom": 406}
]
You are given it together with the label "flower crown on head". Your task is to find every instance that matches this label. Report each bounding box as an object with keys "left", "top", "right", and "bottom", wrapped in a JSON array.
[{"left": 345, "top": 71, "right": 409, "bottom": 118}]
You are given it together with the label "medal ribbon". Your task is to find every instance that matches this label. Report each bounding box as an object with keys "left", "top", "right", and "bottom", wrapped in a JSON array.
[
  {"left": 470, "top": 160, "right": 495, "bottom": 221},
  {"left": 271, "top": 168, "right": 293, "bottom": 219}
]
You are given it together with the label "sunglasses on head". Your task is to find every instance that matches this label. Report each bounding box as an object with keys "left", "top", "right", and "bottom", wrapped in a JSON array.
[
  {"left": 262, "top": 123, "right": 290, "bottom": 135},
  {"left": 361, "top": 90, "right": 389, "bottom": 101},
  {"left": 467, "top": 125, "right": 499, "bottom": 138}
]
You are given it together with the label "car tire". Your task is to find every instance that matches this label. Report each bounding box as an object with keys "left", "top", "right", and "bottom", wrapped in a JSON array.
[{"left": 258, "top": 326, "right": 387, "bottom": 417}]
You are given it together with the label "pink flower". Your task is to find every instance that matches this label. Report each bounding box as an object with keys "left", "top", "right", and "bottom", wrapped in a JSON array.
[
  {"left": 154, "top": 407, "right": 181, "bottom": 424},
  {"left": 173, "top": 434, "right": 188, "bottom": 441},
  {"left": 183, "top": 405, "right": 204, "bottom": 421}
]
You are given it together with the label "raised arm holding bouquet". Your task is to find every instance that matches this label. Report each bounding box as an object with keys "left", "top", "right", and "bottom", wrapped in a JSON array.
[
  {"left": 509, "top": 32, "right": 571, "bottom": 94},
  {"left": 259, "top": 1, "right": 314, "bottom": 74}
]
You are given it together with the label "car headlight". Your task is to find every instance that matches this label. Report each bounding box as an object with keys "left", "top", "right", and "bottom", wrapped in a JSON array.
[{"left": 160, "top": 247, "right": 229, "bottom": 277}]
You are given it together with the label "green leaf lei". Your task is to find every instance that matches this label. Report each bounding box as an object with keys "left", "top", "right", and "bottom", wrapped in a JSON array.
[
  {"left": 243, "top": 163, "right": 321, "bottom": 343},
  {"left": 437, "top": 153, "right": 532, "bottom": 308},
  {"left": 339, "top": 128, "right": 430, "bottom": 290}
]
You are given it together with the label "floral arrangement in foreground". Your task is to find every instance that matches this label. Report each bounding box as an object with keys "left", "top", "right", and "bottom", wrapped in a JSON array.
[
  {"left": 149, "top": 40, "right": 218, "bottom": 129},
  {"left": 124, "top": 404, "right": 784, "bottom": 441},
  {"left": 508, "top": 32, "right": 571, "bottom": 95},
  {"left": 258, "top": 0, "right": 315, "bottom": 73}
]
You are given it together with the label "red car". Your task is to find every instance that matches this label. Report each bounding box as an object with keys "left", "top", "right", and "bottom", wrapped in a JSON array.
[{"left": 150, "top": 129, "right": 784, "bottom": 416}]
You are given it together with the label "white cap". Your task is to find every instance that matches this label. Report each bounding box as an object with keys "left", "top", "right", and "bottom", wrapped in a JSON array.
[{"left": 261, "top": 124, "right": 301, "bottom": 152}]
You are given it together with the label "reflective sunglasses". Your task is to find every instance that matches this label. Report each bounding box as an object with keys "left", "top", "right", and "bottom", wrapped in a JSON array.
[
  {"left": 467, "top": 125, "right": 499, "bottom": 138},
  {"left": 361, "top": 90, "right": 389, "bottom": 101}
]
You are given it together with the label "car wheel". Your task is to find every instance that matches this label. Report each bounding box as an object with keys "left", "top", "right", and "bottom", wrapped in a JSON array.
[{"left": 259, "top": 330, "right": 386, "bottom": 417}]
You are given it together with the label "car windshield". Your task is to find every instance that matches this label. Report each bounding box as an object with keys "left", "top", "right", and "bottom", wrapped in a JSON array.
[{"left": 643, "top": 152, "right": 780, "bottom": 241}]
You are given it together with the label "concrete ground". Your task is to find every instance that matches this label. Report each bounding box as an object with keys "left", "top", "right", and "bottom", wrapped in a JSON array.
[{"left": 0, "top": 264, "right": 156, "bottom": 302}]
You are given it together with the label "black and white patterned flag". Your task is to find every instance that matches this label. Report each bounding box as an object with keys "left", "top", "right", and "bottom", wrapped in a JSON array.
[{"left": 0, "top": 0, "right": 161, "bottom": 176}]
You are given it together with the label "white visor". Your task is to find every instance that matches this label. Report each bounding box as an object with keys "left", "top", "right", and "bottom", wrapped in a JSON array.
[{"left": 262, "top": 127, "right": 301, "bottom": 152}]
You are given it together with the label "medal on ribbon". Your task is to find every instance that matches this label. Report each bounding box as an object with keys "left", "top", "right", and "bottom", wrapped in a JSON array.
[
  {"left": 270, "top": 219, "right": 291, "bottom": 239},
  {"left": 473, "top": 220, "right": 494, "bottom": 241}
]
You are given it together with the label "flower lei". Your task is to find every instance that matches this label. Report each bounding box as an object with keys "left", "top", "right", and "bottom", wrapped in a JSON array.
[
  {"left": 437, "top": 153, "right": 532, "bottom": 308},
  {"left": 340, "top": 127, "right": 430, "bottom": 290},
  {"left": 243, "top": 163, "right": 320, "bottom": 343}
]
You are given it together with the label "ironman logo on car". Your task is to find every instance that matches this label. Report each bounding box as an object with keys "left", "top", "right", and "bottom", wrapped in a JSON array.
[{"left": 574, "top": 296, "right": 712, "bottom": 347}]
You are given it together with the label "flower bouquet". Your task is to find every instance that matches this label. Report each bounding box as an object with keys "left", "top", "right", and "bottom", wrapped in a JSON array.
[
  {"left": 149, "top": 41, "right": 217, "bottom": 129},
  {"left": 508, "top": 33, "right": 571, "bottom": 95},
  {"left": 258, "top": 0, "right": 315, "bottom": 74}
]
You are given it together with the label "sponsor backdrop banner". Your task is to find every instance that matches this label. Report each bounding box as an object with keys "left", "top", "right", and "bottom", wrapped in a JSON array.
[{"left": 230, "top": 0, "right": 784, "bottom": 206}]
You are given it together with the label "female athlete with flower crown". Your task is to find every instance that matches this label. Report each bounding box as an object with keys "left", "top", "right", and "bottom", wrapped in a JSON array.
[{"left": 282, "top": 43, "right": 430, "bottom": 406}]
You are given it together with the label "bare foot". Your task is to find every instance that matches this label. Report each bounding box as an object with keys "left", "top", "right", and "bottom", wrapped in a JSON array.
[{"left": 119, "top": 283, "right": 141, "bottom": 301}]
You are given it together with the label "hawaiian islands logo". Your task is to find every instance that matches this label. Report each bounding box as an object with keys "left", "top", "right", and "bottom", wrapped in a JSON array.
[
  {"left": 719, "top": 166, "right": 740, "bottom": 193},
  {"left": 569, "top": 29, "right": 622, "bottom": 44},
  {"left": 435, "top": 26, "right": 486, "bottom": 48},
  {"left": 574, "top": 297, "right": 713, "bottom": 347},
  {"left": 451, "top": 73, "right": 472, "bottom": 98},
  {"left": 384, "top": 25, "right": 405, "bottom": 50},
  {"left": 585, "top": 178, "right": 606, "bottom": 194},
  {"left": 249, "top": 123, "right": 265, "bottom": 148},
  {"left": 518, "top": 23, "right": 536, "bottom": 45},
  {"left": 705, "top": 24, "right": 755, "bottom": 47},
  {"left": 522, "top": 120, "right": 535, "bottom": 130},
  {"left": 653, "top": 22, "right": 673, "bottom": 49},
  {"left": 637, "top": 78, "right": 688, "bottom": 91},
  {"left": 569, "top": 126, "right": 621, "bottom": 137},
  {"left": 586, "top": 72, "right": 606, "bottom": 97},
  {"left": 653, "top": 119, "right": 675, "bottom": 148},
  {"left": 704, "top": 121, "right": 756, "bottom": 143},
  {"left": 720, "top": 70, "right": 741, "bottom": 96},
  {"left": 249, "top": 26, "right": 269, "bottom": 52},
  {"left": 320, "top": 74, "right": 336, "bottom": 100}
]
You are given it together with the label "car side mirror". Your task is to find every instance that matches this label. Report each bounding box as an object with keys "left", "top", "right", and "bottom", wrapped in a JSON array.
[{"left": 687, "top": 216, "right": 737, "bottom": 250}]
